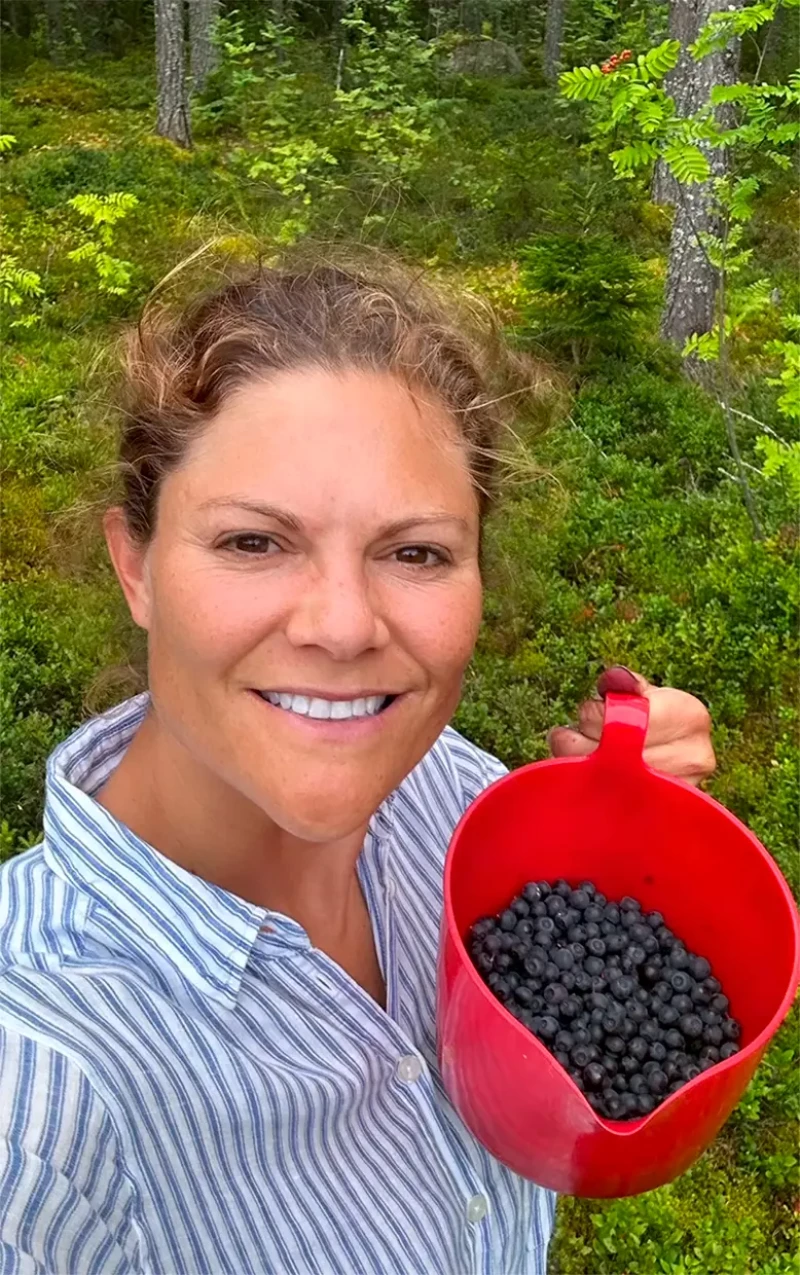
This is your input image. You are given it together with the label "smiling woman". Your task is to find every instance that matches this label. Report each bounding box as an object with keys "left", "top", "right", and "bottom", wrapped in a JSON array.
[{"left": 0, "top": 256, "right": 716, "bottom": 1275}]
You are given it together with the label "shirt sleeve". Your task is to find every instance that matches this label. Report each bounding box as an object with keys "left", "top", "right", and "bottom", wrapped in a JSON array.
[{"left": 0, "top": 1026, "right": 140, "bottom": 1275}]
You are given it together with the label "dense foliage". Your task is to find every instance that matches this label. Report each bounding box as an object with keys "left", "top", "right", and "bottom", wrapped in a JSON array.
[{"left": 1, "top": 4, "right": 798, "bottom": 1270}]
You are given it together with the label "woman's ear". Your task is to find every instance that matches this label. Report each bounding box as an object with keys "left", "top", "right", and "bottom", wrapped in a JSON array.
[{"left": 103, "top": 507, "right": 152, "bottom": 630}]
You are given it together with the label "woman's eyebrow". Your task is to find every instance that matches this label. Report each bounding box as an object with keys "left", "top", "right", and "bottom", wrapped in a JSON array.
[{"left": 199, "top": 499, "right": 471, "bottom": 538}]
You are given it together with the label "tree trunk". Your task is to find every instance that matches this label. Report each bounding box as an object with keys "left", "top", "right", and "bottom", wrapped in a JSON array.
[
  {"left": 653, "top": 0, "right": 741, "bottom": 203},
  {"left": 45, "top": 0, "right": 65, "bottom": 62},
  {"left": 659, "top": 0, "right": 742, "bottom": 358},
  {"left": 155, "top": 0, "right": 192, "bottom": 148},
  {"left": 189, "top": 0, "right": 219, "bottom": 94},
  {"left": 543, "top": 0, "right": 566, "bottom": 84}
]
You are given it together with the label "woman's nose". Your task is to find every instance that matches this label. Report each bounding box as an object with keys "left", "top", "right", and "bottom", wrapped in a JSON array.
[{"left": 284, "top": 560, "right": 390, "bottom": 659}]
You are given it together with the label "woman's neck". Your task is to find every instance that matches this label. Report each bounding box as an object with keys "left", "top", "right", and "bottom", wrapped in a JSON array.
[{"left": 95, "top": 709, "right": 379, "bottom": 974}]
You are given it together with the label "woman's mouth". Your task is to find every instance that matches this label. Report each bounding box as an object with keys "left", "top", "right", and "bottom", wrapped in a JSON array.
[{"left": 251, "top": 689, "right": 399, "bottom": 724}]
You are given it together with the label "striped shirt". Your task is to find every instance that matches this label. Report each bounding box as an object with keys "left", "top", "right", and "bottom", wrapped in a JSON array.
[{"left": 0, "top": 694, "right": 556, "bottom": 1275}]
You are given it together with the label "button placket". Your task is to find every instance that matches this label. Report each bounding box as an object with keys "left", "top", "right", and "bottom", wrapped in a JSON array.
[{"left": 395, "top": 1053, "right": 423, "bottom": 1084}]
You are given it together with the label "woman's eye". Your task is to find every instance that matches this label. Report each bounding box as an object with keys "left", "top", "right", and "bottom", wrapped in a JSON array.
[
  {"left": 393, "top": 545, "right": 448, "bottom": 568},
  {"left": 221, "top": 533, "right": 281, "bottom": 556}
]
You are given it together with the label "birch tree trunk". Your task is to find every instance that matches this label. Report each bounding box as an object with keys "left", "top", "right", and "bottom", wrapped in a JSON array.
[
  {"left": 659, "top": 0, "right": 742, "bottom": 360},
  {"left": 155, "top": 0, "right": 192, "bottom": 148},
  {"left": 543, "top": 0, "right": 566, "bottom": 84},
  {"left": 189, "top": 0, "right": 220, "bottom": 94}
]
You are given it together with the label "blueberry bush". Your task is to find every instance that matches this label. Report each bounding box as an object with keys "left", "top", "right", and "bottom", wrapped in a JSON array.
[{"left": 0, "top": 6, "right": 797, "bottom": 1269}]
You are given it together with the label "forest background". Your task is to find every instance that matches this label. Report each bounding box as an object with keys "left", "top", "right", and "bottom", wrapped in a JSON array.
[{"left": 1, "top": 0, "right": 798, "bottom": 1269}]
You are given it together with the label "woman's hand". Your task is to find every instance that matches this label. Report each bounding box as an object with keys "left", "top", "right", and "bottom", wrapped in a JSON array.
[{"left": 547, "top": 665, "right": 716, "bottom": 786}]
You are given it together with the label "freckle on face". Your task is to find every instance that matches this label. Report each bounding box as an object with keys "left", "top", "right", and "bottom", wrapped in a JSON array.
[{"left": 142, "top": 367, "right": 483, "bottom": 841}]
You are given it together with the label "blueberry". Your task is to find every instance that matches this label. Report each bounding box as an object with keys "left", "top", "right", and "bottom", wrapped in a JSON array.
[
  {"left": 629, "top": 1073, "right": 648, "bottom": 1095},
  {"left": 719, "top": 1042, "right": 740, "bottom": 1060},
  {"left": 702, "top": 976, "right": 722, "bottom": 996},
  {"left": 570, "top": 890, "right": 591, "bottom": 911},
  {"left": 529, "top": 901, "right": 548, "bottom": 919},
  {"left": 629, "top": 923, "right": 651, "bottom": 944},
  {"left": 572, "top": 1027, "right": 591, "bottom": 1047},
  {"left": 682, "top": 1062, "right": 702, "bottom": 1081},
  {"left": 626, "top": 1000, "right": 648, "bottom": 1025},
  {"left": 619, "top": 1019, "right": 637, "bottom": 1041},
  {"left": 535, "top": 916, "right": 556, "bottom": 936},
  {"left": 636, "top": 1093, "right": 656, "bottom": 1115},
  {"left": 610, "top": 975, "right": 636, "bottom": 1000},
  {"left": 622, "top": 946, "right": 646, "bottom": 970},
  {"left": 709, "top": 994, "right": 730, "bottom": 1015},
  {"left": 655, "top": 926, "right": 674, "bottom": 946},
  {"left": 612, "top": 1074, "right": 628, "bottom": 1093},
  {"left": 545, "top": 962, "right": 560, "bottom": 981},
  {"left": 586, "top": 937, "right": 607, "bottom": 958},
  {"left": 640, "top": 1020, "right": 662, "bottom": 1043},
  {"left": 514, "top": 985, "right": 535, "bottom": 1007},
  {"left": 605, "top": 1094, "right": 625, "bottom": 1119},
  {"left": 703, "top": 1025, "right": 723, "bottom": 1047},
  {"left": 679, "top": 1013, "right": 704, "bottom": 1040},
  {"left": 669, "top": 970, "right": 693, "bottom": 995},
  {"left": 583, "top": 1062, "right": 606, "bottom": 1091},
  {"left": 603, "top": 904, "right": 621, "bottom": 925},
  {"left": 560, "top": 971, "right": 577, "bottom": 992},
  {"left": 583, "top": 905, "right": 604, "bottom": 924},
  {"left": 648, "top": 1068, "right": 668, "bottom": 1095},
  {"left": 621, "top": 896, "right": 640, "bottom": 913},
  {"left": 689, "top": 955, "right": 711, "bottom": 981},
  {"left": 657, "top": 1003, "right": 679, "bottom": 1027},
  {"left": 648, "top": 1041, "right": 667, "bottom": 1062},
  {"left": 601, "top": 1055, "right": 619, "bottom": 1077},
  {"left": 499, "top": 932, "right": 515, "bottom": 951},
  {"left": 664, "top": 1028, "right": 685, "bottom": 1051},
  {"left": 584, "top": 922, "right": 601, "bottom": 940},
  {"left": 529, "top": 996, "right": 545, "bottom": 1014},
  {"left": 523, "top": 883, "right": 544, "bottom": 904},
  {"left": 671, "top": 994, "right": 693, "bottom": 1016},
  {"left": 668, "top": 947, "right": 690, "bottom": 970},
  {"left": 620, "top": 1054, "right": 640, "bottom": 1077},
  {"left": 602, "top": 1012, "right": 624, "bottom": 1034},
  {"left": 483, "top": 932, "right": 502, "bottom": 954},
  {"left": 544, "top": 982, "right": 568, "bottom": 1005},
  {"left": 554, "top": 879, "right": 572, "bottom": 898},
  {"left": 622, "top": 1092, "right": 640, "bottom": 1115},
  {"left": 494, "top": 953, "right": 512, "bottom": 972},
  {"left": 571, "top": 1045, "right": 594, "bottom": 1069},
  {"left": 600, "top": 920, "right": 617, "bottom": 937},
  {"left": 561, "top": 997, "right": 582, "bottom": 1020},
  {"left": 536, "top": 1015, "right": 559, "bottom": 1041},
  {"left": 642, "top": 935, "right": 660, "bottom": 955},
  {"left": 606, "top": 933, "right": 627, "bottom": 954},
  {"left": 700, "top": 1009, "right": 722, "bottom": 1027},
  {"left": 646, "top": 911, "right": 664, "bottom": 930},
  {"left": 514, "top": 919, "right": 534, "bottom": 940},
  {"left": 499, "top": 909, "right": 517, "bottom": 931},
  {"left": 568, "top": 924, "right": 588, "bottom": 943},
  {"left": 652, "top": 981, "right": 672, "bottom": 1002},
  {"left": 535, "top": 881, "right": 552, "bottom": 898},
  {"left": 606, "top": 1035, "right": 625, "bottom": 1055},
  {"left": 506, "top": 972, "right": 520, "bottom": 990},
  {"left": 569, "top": 942, "right": 586, "bottom": 962},
  {"left": 629, "top": 1036, "right": 649, "bottom": 1061},
  {"left": 554, "top": 1049, "right": 570, "bottom": 1068},
  {"left": 584, "top": 956, "right": 605, "bottom": 977},
  {"left": 476, "top": 952, "right": 494, "bottom": 974},
  {"left": 641, "top": 962, "right": 661, "bottom": 986},
  {"left": 573, "top": 970, "right": 593, "bottom": 994},
  {"left": 722, "top": 1019, "right": 741, "bottom": 1042},
  {"left": 699, "top": 1046, "right": 720, "bottom": 1066}
]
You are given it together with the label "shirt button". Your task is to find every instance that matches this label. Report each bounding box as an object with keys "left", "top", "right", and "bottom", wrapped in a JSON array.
[
  {"left": 396, "top": 1054, "right": 423, "bottom": 1083},
  {"left": 466, "top": 1194, "right": 488, "bottom": 1225}
]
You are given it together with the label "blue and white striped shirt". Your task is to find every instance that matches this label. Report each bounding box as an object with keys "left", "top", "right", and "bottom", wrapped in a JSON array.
[{"left": 0, "top": 694, "right": 556, "bottom": 1275}]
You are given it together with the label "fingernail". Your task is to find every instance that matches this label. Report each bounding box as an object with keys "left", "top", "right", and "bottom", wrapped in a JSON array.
[{"left": 597, "top": 665, "right": 639, "bottom": 697}]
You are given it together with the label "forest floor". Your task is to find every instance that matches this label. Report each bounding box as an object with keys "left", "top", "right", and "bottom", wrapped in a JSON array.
[{"left": 1, "top": 44, "right": 798, "bottom": 1274}]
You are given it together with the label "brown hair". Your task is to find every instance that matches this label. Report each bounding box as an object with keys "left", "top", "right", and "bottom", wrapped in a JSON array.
[{"left": 118, "top": 252, "right": 557, "bottom": 543}]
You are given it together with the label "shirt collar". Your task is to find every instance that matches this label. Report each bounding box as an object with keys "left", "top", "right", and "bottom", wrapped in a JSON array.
[{"left": 42, "top": 694, "right": 309, "bottom": 1010}]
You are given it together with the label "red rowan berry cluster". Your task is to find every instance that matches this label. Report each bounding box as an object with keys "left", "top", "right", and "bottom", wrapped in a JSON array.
[{"left": 601, "top": 49, "right": 633, "bottom": 74}]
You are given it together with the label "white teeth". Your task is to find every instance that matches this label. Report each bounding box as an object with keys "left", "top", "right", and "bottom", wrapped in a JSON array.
[{"left": 260, "top": 691, "right": 390, "bottom": 719}]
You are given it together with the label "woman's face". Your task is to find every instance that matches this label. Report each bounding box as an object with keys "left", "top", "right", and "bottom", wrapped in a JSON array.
[{"left": 110, "top": 367, "right": 483, "bottom": 841}]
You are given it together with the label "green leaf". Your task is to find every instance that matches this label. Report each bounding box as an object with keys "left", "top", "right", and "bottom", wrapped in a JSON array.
[
  {"left": 559, "top": 65, "right": 608, "bottom": 102},
  {"left": 639, "top": 40, "right": 681, "bottom": 79},
  {"left": 663, "top": 142, "right": 710, "bottom": 183},
  {"left": 610, "top": 140, "right": 660, "bottom": 175}
]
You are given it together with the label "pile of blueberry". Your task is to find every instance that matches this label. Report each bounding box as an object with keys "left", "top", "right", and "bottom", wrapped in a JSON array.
[{"left": 469, "top": 879, "right": 742, "bottom": 1121}]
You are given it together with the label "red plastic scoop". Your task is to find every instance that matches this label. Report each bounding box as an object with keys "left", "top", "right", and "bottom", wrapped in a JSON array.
[{"left": 437, "top": 692, "right": 800, "bottom": 1197}]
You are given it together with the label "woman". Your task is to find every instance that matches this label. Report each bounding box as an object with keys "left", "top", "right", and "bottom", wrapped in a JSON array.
[{"left": 0, "top": 261, "right": 714, "bottom": 1275}]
